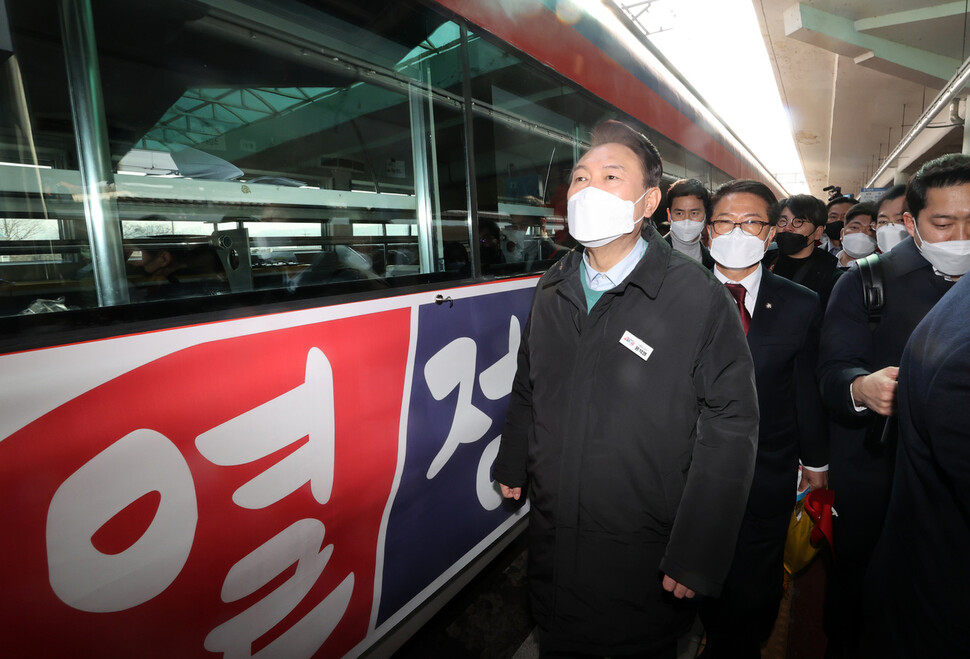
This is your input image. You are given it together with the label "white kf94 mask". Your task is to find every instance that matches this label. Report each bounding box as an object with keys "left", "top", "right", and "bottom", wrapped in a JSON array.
[{"left": 567, "top": 186, "right": 646, "bottom": 248}]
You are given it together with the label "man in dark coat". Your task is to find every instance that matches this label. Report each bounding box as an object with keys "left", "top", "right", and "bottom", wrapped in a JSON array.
[
  {"left": 699, "top": 180, "right": 828, "bottom": 657},
  {"left": 663, "top": 177, "right": 715, "bottom": 269},
  {"left": 762, "top": 194, "right": 839, "bottom": 307},
  {"left": 494, "top": 121, "right": 759, "bottom": 657},
  {"left": 863, "top": 272, "right": 970, "bottom": 656},
  {"left": 817, "top": 153, "right": 970, "bottom": 655}
]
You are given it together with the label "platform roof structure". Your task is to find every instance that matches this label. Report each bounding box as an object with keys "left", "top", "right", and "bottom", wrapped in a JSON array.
[{"left": 755, "top": 0, "right": 970, "bottom": 199}]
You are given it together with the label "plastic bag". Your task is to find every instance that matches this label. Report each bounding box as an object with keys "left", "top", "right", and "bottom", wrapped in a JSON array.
[
  {"left": 783, "top": 498, "right": 819, "bottom": 575},
  {"left": 783, "top": 488, "right": 836, "bottom": 575}
]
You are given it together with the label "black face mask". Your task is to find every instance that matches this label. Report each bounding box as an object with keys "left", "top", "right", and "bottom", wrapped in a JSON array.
[
  {"left": 824, "top": 221, "right": 844, "bottom": 241},
  {"left": 776, "top": 231, "right": 811, "bottom": 256}
]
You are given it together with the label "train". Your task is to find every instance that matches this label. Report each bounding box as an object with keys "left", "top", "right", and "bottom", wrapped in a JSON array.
[{"left": 0, "top": 0, "right": 783, "bottom": 656}]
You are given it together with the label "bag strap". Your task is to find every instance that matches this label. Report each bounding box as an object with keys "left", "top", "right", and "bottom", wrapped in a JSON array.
[{"left": 857, "top": 253, "right": 884, "bottom": 327}]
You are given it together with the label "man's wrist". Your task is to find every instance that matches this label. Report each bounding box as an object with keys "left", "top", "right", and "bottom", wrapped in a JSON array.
[
  {"left": 849, "top": 377, "right": 868, "bottom": 412},
  {"left": 801, "top": 463, "right": 829, "bottom": 472}
]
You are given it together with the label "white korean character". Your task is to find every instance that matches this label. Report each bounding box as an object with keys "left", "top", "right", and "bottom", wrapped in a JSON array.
[
  {"left": 196, "top": 347, "right": 335, "bottom": 509},
  {"left": 204, "top": 518, "right": 353, "bottom": 659},
  {"left": 47, "top": 428, "right": 197, "bottom": 612}
]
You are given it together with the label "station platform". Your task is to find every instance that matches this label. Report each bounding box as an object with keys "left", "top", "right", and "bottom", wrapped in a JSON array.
[{"left": 392, "top": 535, "right": 830, "bottom": 659}]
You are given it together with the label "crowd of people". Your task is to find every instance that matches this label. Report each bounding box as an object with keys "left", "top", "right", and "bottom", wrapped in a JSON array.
[{"left": 495, "top": 119, "right": 970, "bottom": 658}]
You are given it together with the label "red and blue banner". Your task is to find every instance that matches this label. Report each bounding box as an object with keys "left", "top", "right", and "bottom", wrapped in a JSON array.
[{"left": 0, "top": 279, "right": 535, "bottom": 658}]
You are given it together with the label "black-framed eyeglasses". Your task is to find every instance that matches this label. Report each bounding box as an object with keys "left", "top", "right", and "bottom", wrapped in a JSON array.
[
  {"left": 776, "top": 217, "right": 808, "bottom": 229},
  {"left": 710, "top": 219, "right": 771, "bottom": 236}
]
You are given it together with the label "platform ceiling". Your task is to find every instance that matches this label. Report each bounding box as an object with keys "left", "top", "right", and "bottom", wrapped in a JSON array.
[{"left": 753, "top": 0, "right": 969, "bottom": 198}]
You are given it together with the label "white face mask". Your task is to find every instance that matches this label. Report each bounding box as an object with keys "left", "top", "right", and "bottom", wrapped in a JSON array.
[
  {"left": 915, "top": 224, "right": 970, "bottom": 277},
  {"left": 841, "top": 232, "right": 877, "bottom": 259},
  {"left": 876, "top": 224, "right": 909, "bottom": 253},
  {"left": 709, "top": 227, "right": 771, "bottom": 269},
  {"left": 567, "top": 186, "right": 646, "bottom": 248},
  {"left": 669, "top": 219, "right": 705, "bottom": 243}
]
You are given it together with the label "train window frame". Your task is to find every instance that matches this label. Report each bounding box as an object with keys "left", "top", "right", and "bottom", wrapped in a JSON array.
[{"left": 0, "top": 0, "right": 753, "bottom": 335}]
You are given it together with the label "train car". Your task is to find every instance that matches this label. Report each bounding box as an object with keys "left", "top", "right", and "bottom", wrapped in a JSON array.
[{"left": 0, "top": 0, "right": 784, "bottom": 657}]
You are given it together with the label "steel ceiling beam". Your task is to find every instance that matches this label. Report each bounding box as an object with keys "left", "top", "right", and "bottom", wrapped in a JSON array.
[{"left": 784, "top": 2, "right": 961, "bottom": 87}]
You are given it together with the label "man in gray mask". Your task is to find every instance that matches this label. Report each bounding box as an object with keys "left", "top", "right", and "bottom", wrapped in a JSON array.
[
  {"left": 663, "top": 177, "right": 715, "bottom": 269},
  {"left": 817, "top": 152, "right": 970, "bottom": 656}
]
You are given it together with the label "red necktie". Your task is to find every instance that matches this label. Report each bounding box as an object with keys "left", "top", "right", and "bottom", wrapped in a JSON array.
[{"left": 725, "top": 283, "right": 751, "bottom": 335}]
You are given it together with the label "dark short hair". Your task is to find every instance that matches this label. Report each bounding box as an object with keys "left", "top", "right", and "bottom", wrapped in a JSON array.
[
  {"left": 875, "top": 184, "right": 907, "bottom": 216},
  {"left": 589, "top": 120, "right": 663, "bottom": 188},
  {"left": 667, "top": 178, "right": 710, "bottom": 217},
  {"left": 826, "top": 195, "right": 855, "bottom": 211},
  {"left": 845, "top": 202, "right": 877, "bottom": 225},
  {"left": 710, "top": 179, "right": 781, "bottom": 225},
  {"left": 779, "top": 194, "right": 826, "bottom": 228},
  {"left": 906, "top": 153, "right": 970, "bottom": 219}
]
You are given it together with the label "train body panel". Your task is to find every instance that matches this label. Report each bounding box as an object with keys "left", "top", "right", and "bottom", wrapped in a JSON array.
[{"left": 0, "top": 278, "right": 534, "bottom": 658}]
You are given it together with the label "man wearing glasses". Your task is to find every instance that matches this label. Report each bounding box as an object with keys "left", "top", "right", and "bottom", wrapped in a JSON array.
[
  {"left": 699, "top": 179, "right": 827, "bottom": 656},
  {"left": 763, "top": 194, "right": 839, "bottom": 306},
  {"left": 835, "top": 202, "right": 878, "bottom": 269},
  {"left": 874, "top": 184, "right": 908, "bottom": 253}
]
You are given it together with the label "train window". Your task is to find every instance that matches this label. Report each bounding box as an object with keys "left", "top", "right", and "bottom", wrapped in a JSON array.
[
  {"left": 0, "top": 0, "right": 746, "bottom": 321},
  {"left": 0, "top": 0, "right": 474, "bottom": 317},
  {"left": 462, "top": 29, "right": 613, "bottom": 275},
  {"left": 0, "top": 1, "right": 94, "bottom": 317}
]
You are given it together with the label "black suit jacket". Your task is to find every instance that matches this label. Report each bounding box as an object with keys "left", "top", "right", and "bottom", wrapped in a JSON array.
[
  {"left": 817, "top": 237, "right": 952, "bottom": 559},
  {"left": 744, "top": 269, "right": 826, "bottom": 518},
  {"left": 763, "top": 245, "right": 839, "bottom": 308},
  {"left": 701, "top": 269, "right": 827, "bottom": 652},
  {"left": 864, "top": 273, "right": 970, "bottom": 656}
]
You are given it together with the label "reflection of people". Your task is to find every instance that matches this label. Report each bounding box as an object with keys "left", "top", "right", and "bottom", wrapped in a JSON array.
[
  {"left": 864, "top": 273, "right": 970, "bottom": 656},
  {"left": 290, "top": 246, "right": 385, "bottom": 289},
  {"left": 442, "top": 240, "right": 470, "bottom": 275},
  {"left": 700, "top": 180, "right": 827, "bottom": 655},
  {"left": 494, "top": 120, "right": 758, "bottom": 657},
  {"left": 129, "top": 239, "right": 229, "bottom": 300},
  {"left": 477, "top": 219, "right": 505, "bottom": 272},
  {"left": 817, "top": 153, "right": 969, "bottom": 656},
  {"left": 504, "top": 214, "right": 565, "bottom": 270}
]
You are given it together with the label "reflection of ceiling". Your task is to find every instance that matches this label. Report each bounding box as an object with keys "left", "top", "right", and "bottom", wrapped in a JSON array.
[
  {"left": 754, "top": 1, "right": 969, "bottom": 198},
  {"left": 135, "top": 21, "right": 465, "bottom": 152}
]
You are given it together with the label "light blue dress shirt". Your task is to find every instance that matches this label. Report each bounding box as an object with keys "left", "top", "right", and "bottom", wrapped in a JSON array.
[{"left": 582, "top": 237, "right": 648, "bottom": 292}]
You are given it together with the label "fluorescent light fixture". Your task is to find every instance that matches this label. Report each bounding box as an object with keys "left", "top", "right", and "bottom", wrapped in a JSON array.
[{"left": 0, "top": 161, "right": 52, "bottom": 169}]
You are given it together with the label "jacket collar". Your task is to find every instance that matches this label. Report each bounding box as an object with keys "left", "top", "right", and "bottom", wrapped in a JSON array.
[
  {"left": 885, "top": 235, "right": 932, "bottom": 276},
  {"left": 543, "top": 224, "right": 671, "bottom": 299}
]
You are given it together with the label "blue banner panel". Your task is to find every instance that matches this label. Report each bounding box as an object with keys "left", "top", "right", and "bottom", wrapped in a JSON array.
[{"left": 378, "top": 287, "right": 534, "bottom": 622}]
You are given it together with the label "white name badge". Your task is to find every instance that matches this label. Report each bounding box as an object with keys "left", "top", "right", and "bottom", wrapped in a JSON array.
[{"left": 619, "top": 330, "right": 653, "bottom": 362}]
